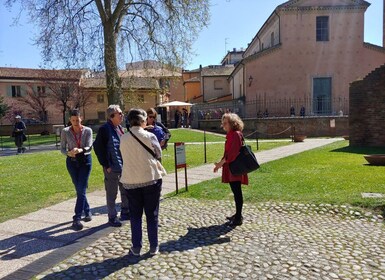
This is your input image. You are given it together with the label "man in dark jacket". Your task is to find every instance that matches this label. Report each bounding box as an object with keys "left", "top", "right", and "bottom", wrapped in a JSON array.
[
  {"left": 93, "top": 105, "right": 129, "bottom": 227},
  {"left": 13, "top": 115, "right": 27, "bottom": 154}
]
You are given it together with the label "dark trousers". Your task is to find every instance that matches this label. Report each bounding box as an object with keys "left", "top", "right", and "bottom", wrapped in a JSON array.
[
  {"left": 230, "top": 181, "right": 243, "bottom": 219},
  {"left": 66, "top": 155, "right": 92, "bottom": 221},
  {"left": 15, "top": 135, "right": 24, "bottom": 153},
  {"left": 126, "top": 179, "right": 162, "bottom": 249},
  {"left": 103, "top": 169, "right": 129, "bottom": 219}
]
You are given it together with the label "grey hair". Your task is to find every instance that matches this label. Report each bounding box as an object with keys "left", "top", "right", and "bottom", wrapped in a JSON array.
[
  {"left": 128, "top": 108, "right": 147, "bottom": 126},
  {"left": 106, "top": 105, "right": 121, "bottom": 119}
]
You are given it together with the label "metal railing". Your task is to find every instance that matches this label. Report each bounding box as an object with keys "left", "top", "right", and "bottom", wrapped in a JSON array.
[{"left": 191, "top": 97, "right": 348, "bottom": 120}]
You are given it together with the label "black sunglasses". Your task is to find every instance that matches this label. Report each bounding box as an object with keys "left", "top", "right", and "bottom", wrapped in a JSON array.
[{"left": 110, "top": 112, "right": 123, "bottom": 118}]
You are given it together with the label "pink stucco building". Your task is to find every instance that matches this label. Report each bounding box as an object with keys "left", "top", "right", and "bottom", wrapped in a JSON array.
[{"left": 230, "top": 0, "right": 385, "bottom": 117}]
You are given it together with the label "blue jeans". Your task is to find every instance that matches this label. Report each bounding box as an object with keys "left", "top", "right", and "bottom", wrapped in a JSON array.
[
  {"left": 127, "top": 179, "right": 162, "bottom": 249},
  {"left": 66, "top": 154, "right": 92, "bottom": 221}
]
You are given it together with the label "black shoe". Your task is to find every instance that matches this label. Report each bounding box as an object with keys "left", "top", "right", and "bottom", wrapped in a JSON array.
[
  {"left": 84, "top": 214, "right": 92, "bottom": 222},
  {"left": 120, "top": 213, "right": 130, "bottom": 221},
  {"left": 129, "top": 247, "right": 141, "bottom": 256},
  {"left": 72, "top": 220, "right": 83, "bottom": 231},
  {"left": 108, "top": 217, "right": 122, "bottom": 227},
  {"left": 226, "top": 214, "right": 236, "bottom": 221},
  {"left": 149, "top": 246, "right": 159, "bottom": 255},
  {"left": 228, "top": 217, "right": 243, "bottom": 227}
]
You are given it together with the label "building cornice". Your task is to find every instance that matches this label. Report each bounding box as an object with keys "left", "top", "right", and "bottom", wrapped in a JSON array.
[
  {"left": 244, "top": 44, "right": 282, "bottom": 63},
  {"left": 363, "top": 42, "right": 385, "bottom": 53}
]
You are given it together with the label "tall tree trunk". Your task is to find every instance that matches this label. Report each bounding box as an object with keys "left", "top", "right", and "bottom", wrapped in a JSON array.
[
  {"left": 104, "top": 21, "right": 123, "bottom": 108},
  {"left": 62, "top": 106, "right": 67, "bottom": 126}
]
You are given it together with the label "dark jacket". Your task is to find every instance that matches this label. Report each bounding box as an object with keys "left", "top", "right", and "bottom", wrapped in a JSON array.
[{"left": 93, "top": 121, "right": 124, "bottom": 172}]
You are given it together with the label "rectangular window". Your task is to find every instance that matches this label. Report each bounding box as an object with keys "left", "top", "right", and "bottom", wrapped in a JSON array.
[
  {"left": 37, "top": 86, "right": 46, "bottom": 97},
  {"left": 11, "top": 85, "right": 21, "bottom": 97},
  {"left": 214, "top": 80, "right": 223, "bottom": 90},
  {"left": 271, "top": 32, "right": 275, "bottom": 47},
  {"left": 316, "top": 16, "right": 329, "bottom": 41},
  {"left": 97, "top": 94, "right": 104, "bottom": 103}
]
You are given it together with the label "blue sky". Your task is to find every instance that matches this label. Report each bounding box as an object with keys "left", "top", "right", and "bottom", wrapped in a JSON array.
[{"left": 0, "top": 0, "right": 383, "bottom": 70}]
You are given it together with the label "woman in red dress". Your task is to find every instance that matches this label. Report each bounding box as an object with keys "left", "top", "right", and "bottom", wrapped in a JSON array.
[{"left": 214, "top": 113, "right": 248, "bottom": 226}]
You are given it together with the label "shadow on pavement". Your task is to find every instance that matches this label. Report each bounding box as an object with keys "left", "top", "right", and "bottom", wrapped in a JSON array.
[
  {"left": 160, "top": 222, "right": 234, "bottom": 253},
  {"left": 0, "top": 221, "right": 109, "bottom": 260},
  {"left": 39, "top": 252, "right": 152, "bottom": 279}
]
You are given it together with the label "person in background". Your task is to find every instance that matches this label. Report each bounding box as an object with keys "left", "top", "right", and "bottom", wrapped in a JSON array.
[
  {"left": 182, "top": 108, "right": 188, "bottom": 128},
  {"left": 120, "top": 108, "right": 165, "bottom": 256},
  {"left": 300, "top": 105, "right": 305, "bottom": 117},
  {"left": 263, "top": 109, "right": 269, "bottom": 118},
  {"left": 174, "top": 109, "right": 181, "bottom": 128},
  {"left": 93, "top": 105, "right": 129, "bottom": 227},
  {"left": 13, "top": 115, "right": 26, "bottom": 154},
  {"left": 60, "top": 109, "right": 93, "bottom": 231},
  {"left": 145, "top": 108, "right": 166, "bottom": 149},
  {"left": 290, "top": 105, "right": 295, "bottom": 117},
  {"left": 213, "top": 113, "right": 248, "bottom": 227}
]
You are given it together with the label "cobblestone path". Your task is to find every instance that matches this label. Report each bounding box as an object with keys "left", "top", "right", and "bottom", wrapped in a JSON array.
[{"left": 36, "top": 198, "right": 385, "bottom": 280}]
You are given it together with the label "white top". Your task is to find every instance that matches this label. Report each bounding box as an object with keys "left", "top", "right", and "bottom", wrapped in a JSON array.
[{"left": 120, "top": 126, "right": 164, "bottom": 187}]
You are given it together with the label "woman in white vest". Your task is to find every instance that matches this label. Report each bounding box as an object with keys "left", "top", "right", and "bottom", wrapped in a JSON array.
[{"left": 120, "top": 108, "right": 166, "bottom": 257}]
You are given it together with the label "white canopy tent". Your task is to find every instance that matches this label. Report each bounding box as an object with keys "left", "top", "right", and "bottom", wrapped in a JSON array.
[{"left": 157, "top": 101, "right": 193, "bottom": 107}]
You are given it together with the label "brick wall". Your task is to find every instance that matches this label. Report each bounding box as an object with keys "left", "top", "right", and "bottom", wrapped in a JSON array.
[
  {"left": 199, "top": 116, "right": 348, "bottom": 138},
  {"left": 349, "top": 64, "right": 385, "bottom": 147}
]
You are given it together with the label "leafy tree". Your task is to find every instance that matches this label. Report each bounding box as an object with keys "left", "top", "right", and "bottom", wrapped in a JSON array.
[{"left": 5, "top": 0, "right": 210, "bottom": 108}]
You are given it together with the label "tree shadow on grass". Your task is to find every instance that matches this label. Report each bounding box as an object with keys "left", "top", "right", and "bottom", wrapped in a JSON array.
[{"left": 330, "top": 146, "right": 385, "bottom": 155}]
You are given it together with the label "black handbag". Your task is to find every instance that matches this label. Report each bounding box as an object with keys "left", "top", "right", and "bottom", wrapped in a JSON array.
[{"left": 229, "top": 137, "right": 260, "bottom": 176}]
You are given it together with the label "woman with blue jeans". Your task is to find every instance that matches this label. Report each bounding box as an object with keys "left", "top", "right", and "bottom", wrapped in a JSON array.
[
  {"left": 61, "top": 109, "right": 93, "bottom": 231},
  {"left": 120, "top": 108, "right": 166, "bottom": 256}
]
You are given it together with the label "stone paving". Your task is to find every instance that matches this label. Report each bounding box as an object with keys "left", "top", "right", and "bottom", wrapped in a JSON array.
[{"left": 34, "top": 198, "right": 385, "bottom": 280}]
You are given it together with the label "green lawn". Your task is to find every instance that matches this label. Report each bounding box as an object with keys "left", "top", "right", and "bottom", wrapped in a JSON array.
[
  {"left": 176, "top": 141, "right": 385, "bottom": 213},
  {"left": 0, "top": 134, "right": 59, "bottom": 148},
  {"left": 0, "top": 129, "right": 291, "bottom": 223}
]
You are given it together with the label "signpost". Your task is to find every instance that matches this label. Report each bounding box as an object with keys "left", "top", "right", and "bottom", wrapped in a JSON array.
[{"left": 174, "top": 142, "right": 188, "bottom": 194}]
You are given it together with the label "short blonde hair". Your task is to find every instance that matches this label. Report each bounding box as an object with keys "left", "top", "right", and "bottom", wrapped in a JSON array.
[{"left": 222, "top": 113, "right": 244, "bottom": 131}]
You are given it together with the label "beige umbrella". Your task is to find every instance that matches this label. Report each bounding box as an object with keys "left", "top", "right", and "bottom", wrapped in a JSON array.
[{"left": 157, "top": 101, "right": 193, "bottom": 107}]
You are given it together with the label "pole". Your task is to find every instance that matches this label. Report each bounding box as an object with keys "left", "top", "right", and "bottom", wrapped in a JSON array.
[
  {"left": 255, "top": 121, "right": 259, "bottom": 151},
  {"left": 174, "top": 143, "right": 179, "bottom": 194},
  {"left": 204, "top": 129, "right": 207, "bottom": 163},
  {"left": 184, "top": 166, "right": 188, "bottom": 192}
]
